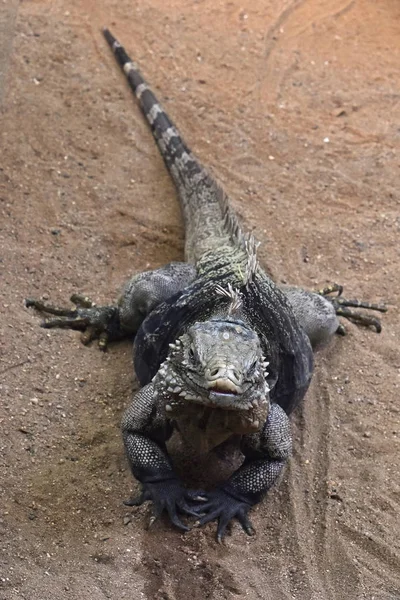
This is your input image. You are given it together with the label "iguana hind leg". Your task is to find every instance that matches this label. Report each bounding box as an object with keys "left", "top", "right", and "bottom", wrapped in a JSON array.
[
  {"left": 26, "top": 262, "right": 197, "bottom": 350},
  {"left": 281, "top": 284, "right": 386, "bottom": 349},
  {"left": 280, "top": 285, "right": 340, "bottom": 349},
  {"left": 317, "top": 284, "right": 387, "bottom": 334}
]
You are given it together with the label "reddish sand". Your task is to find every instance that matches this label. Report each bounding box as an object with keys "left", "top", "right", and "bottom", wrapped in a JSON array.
[{"left": 1, "top": 1, "right": 399, "bottom": 598}]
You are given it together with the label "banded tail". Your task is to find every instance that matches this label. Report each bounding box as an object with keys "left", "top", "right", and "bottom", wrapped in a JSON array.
[{"left": 103, "top": 28, "right": 245, "bottom": 263}]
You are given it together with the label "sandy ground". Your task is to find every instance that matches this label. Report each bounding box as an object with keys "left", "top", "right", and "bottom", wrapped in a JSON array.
[{"left": 1, "top": 0, "right": 399, "bottom": 598}]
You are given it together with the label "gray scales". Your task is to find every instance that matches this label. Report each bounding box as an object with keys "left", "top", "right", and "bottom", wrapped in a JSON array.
[{"left": 26, "top": 29, "right": 387, "bottom": 542}]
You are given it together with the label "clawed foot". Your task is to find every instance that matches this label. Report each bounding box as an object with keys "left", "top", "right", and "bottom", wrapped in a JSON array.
[
  {"left": 191, "top": 487, "right": 256, "bottom": 543},
  {"left": 124, "top": 479, "right": 207, "bottom": 532},
  {"left": 316, "top": 284, "right": 387, "bottom": 334},
  {"left": 25, "top": 294, "right": 124, "bottom": 350},
  {"left": 124, "top": 481, "right": 255, "bottom": 542}
]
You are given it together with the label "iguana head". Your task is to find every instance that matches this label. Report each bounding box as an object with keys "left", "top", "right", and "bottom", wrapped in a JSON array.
[{"left": 156, "top": 319, "right": 269, "bottom": 414}]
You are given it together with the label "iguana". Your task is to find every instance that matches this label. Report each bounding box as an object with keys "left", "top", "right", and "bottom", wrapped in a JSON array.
[{"left": 26, "top": 29, "right": 387, "bottom": 541}]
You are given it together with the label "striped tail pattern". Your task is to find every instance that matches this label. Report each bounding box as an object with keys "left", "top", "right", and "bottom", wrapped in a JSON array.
[{"left": 103, "top": 28, "right": 247, "bottom": 264}]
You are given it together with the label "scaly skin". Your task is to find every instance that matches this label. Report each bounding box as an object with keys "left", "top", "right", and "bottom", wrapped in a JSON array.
[{"left": 26, "top": 29, "right": 387, "bottom": 541}]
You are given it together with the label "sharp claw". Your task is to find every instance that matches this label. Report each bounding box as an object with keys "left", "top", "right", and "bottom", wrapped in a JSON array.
[
  {"left": 80, "top": 325, "right": 97, "bottom": 345},
  {"left": 217, "top": 513, "right": 232, "bottom": 544},
  {"left": 238, "top": 512, "right": 255, "bottom": 536},
  {"left": 216, "top": 519, "right": 230, "bottom": 543},
  {"left": 170, "top": 516, "right": 190, "bottom": 532},
  {"left": 167, "top": 503, "right": 190, "bottom": 531},
  {"left": 123, "top": 499, "right": 137, "bottom": 507},
  {"left": 148, "top": 515, "right": 157, "bottom": 529},
  {"left": 185, "top": 490, "right": 208, "bottom": 502},
  {"left": 372, "top": 320, "right": 382, "bottom": 333},
  {"left": 152, "top": 501, "right": 164, "bottom": 520},
  {"left": 98, "top": 332, "right": 109, "bottom": 350},
  {"left": 192, "top": 494, "right": 208, "bottom": 502},
  {"left": 70, "top": 294, "right": 95, "bottom": 308},
  {"left": 336, "top": 324, "right": 346, "bottom": 336},
  {"left": 317, "top": 284, "right": 343, "bottom": 297}
]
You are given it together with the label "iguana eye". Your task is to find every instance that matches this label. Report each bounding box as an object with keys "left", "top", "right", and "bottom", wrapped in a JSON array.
[{"left": 189, "top": 346, "right": 195, "bottom": 360}]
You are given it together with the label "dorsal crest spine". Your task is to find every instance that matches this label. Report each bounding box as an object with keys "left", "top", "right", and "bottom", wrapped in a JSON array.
[{"left": 215, "top": 283, "right": 243, "bottom": 315}]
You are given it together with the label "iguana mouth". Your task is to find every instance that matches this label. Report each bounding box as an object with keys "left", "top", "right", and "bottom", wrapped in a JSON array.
[
  {"left": 206, "top": 392, "right": 247, "bottom": 410},
  {"left": 206, "top": 380, "right": 257, "bottom": 410},
  {"left": 206, "top": 379, "right": 241, "bottom": 395}
]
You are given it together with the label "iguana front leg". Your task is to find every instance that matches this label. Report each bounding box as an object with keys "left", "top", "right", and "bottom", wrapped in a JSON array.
[
  {"left": 26, "top": 262, "right": 196, "bottom": 349},
  {"left": 122, "top": 383, "right": 203, "bottom": 530},
  {"left": 25, "top": 294, "right": 124, "bottom": 349},
  {"left": 191, "top": 403, "right": 292, "bottom": 542}
]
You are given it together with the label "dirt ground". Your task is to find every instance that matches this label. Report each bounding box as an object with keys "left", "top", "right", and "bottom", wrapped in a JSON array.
[{"left": 1, "top": 0, "right": 399, "bottom": 598}]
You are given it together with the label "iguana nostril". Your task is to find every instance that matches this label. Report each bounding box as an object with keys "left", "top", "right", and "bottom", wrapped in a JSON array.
[
  {"left": 207, "top": 365, "right": 242, "bottom": 385},
  {"left": 209, "top": 367, "right": 220, "bottom": 378},
  {"left": 232, "top": 369, "right": 241, "bottom": 381}
]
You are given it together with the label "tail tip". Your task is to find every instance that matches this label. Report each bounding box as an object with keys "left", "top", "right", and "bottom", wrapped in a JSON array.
[{"left": 102, "top": 27, "right": 115, "bottom": 46}]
